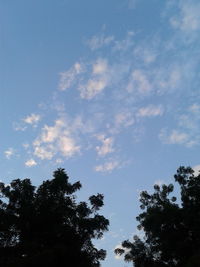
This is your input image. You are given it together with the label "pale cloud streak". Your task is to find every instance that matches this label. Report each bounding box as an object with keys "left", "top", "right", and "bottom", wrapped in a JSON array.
[
  {"left": 95, "top": 160, "right": 120, "bottom": 172},
  {"left": 87, "top": 34, "right": 114, "bottom": 50},
  {"left": 137, "top": 105, "right": 164, "bottom": 117},
  {"left": 115, "top": 111, "right": 134, "bottom": 128},
  {"left": 159, "top": 129, "right": 188, "bottom": 145},
  {"left": 4, "top": 148, "right": 15, "bottom": 159}
]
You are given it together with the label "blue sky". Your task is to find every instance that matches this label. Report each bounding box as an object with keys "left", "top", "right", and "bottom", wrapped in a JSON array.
[{"left": 1, "top": 0, "right": 200, "bottom": 266}]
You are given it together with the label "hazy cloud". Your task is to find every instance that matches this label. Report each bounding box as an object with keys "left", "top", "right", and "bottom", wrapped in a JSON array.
[{"left": 87, "top": 34, "right": 114, "bottom": 50}]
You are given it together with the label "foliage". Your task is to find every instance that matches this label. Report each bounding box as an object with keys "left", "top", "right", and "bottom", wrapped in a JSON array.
[
  {"left": 0, "top": 168, "right": 109, "bottom": 267},
  {"left": 115, "top": 166, "right": 200, "bottom": 267}
]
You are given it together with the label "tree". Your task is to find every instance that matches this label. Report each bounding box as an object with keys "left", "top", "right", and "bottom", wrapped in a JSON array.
[
  {"left": 0, "top": 168, "right": 109, "bottom": 267},
  {"left": 115, "top": 166, "right": 200, "bottom": 267}
]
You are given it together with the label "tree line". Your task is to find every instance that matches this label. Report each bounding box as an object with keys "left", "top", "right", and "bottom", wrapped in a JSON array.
[{"left": 0, "top": 166, "right": 200, "bottom": 266}]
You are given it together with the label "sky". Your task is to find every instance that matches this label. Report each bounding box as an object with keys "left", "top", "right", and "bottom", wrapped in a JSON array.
[{"left": 1, "top": 0, "right": 200, "bottom": 266}]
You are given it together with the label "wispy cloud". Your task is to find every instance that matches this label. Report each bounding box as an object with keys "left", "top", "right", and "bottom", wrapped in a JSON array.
[
  {"left": 79, "top": 58, "right": 110, "bottom": 99},
  {"left": 23, "top": 113, "right": 41, "bottom": 125},
  {"left": 126, "top": 69, "right": 152, "bottom": 94},
  {"left": 59, "top": 62, "right": 85, "bottom": 91},
  {"left": 13, "top": 113, "right": 41, "bottom": 131},
  {"left": 159, "top": 129, "right": 188, "bottom": 145},
  {"left": 137, "top": 105, "right": 164, "bottom": 117},
  {"left": 96, "top": 134, "right": 114, "bottom": 156},
  {"left": 95, "top": 160, "right": 120, "bottom": 172},
  {"left": 170, "top": 1, "right": 200, "bottom": 32},
  {"left": 4, "top": 148, "right": 15, "bottom": 159},
  {"left": 114, "top": 111, "right": 134, "bottom": 129},
  {"left": 87, "top": 34, "right": 114, "bottom": 50}
]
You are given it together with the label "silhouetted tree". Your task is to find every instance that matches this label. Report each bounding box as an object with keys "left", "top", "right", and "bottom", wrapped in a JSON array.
[
  {"left": 0, "top": 168, "right": 109, "bottom": 267},
  {"left": 115, "top": 166, "right": 200, "bottom": 267}
]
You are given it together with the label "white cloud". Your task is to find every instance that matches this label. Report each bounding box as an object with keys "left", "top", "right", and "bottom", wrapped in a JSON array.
[
  {"left": 113, "top": 31, "right": 134, "bottom": 52},
  {"left": 25, "top": 159, "right": 37, "bottom": 167},
  {"left": 55, "top": 158, "right": 63, "bottom": 164},
  {"left": 178, "top": 115, "right": 196, "bottom": 130},
  {"left": 92, "top": 58, "right": 108, "bottom": 74},
  {"left": 134, "top": 47, "right": 157, "bottom": 64},
  {"left": 96, "top": 134, "right": 114, "bottom": 156},
  {"left": 115, "top": 112, "right": 134, "bottom": 128},
  {"left": 157, "top": 68, "right": 181, "bottom": 92},
  {"left": 127, "top": 69, "right": 152, "bottom": 94},
  {"left": 4, "top": 148, "right": 15, "bottom": 159},
  {"left": 87, "top": 34, "right": 114, "bottom": 50},
  {"left": 189, "top": 103, "right": 200, "bottom": 114},
  {"left": 193, "top": 164, "right": 200, "bottom": 176},
  {"left": 170, "top": 1, "right": 200, "bottom": 32},
  {"left": 59, "top": 62, "right": 84, "bottom": 91},
  {"left": 168, "top": 130, "right": 188, "bottom": 144},
  {"left": 58, "top": 136, "right": 79, "bottom": 157},
  {"left": 23, "top": 113, "right": 41, "bottom": 125},
  {"left": 137, "top": 105, "right": 164, "bottom": 117},
  {"left": 23, "top": 143, "right": 30, "bottom": 149},
  {"left": 80, "top": 79, "right": 107, "bottom": 99},
  {"left": 33, "top": 118, "right": 80, "bottom": 160},
  {"left": 159, "top": 129, "right": 188, "bottom": 145},
  {"left": 34, "top": 145, "right": 54, "bottom": 160},
  {"left": 13, "top": 122, "right": 27, "bottom": 131},
  {"left": 95, "top": 160, "right": 119, "bottom": 172},
  {"left": 79, "top": 58, "right": 110, "bottom": 99}
]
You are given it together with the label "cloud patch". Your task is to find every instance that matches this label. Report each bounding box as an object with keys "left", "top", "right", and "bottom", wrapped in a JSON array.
[
  {"left": 87, "top": 34, "right": 114, "bottom": 50},
  {"left": 96, "top": 134, "right": 114, "bottom": 156},
  {"left": 170, "top": 1, "right": 200, "bottom": 32},
  {"left": 79, "top": 58, "right": 110, "bottom": 99},
  {"left": 33, "top": 118, "right": 80, "bottom": 160},
  {"left": 25, "top": 159, "right": 37, "bottom": 167},
  {"left": 95, "top": 160, "right": 120, "bottom": 172},
  {"left": 159, "top": 129, "right": 188, "bottom": 145},
  {"left": 137, "top": 105, "right": 164, "bottom": 117},
  {"left": 23, "top": 113, "right": 41, "bottom": 125},
  {"left": 59, "top": 62, "right": 84, "bottom": 91}
]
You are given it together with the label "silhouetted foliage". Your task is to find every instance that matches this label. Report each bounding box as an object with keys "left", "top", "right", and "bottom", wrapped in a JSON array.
[
  {"left": 115, "top": 166, "right": 200, "bottom": 267},
  {"left": 0, "top": 168, "right": 109, "bottom": 267}
]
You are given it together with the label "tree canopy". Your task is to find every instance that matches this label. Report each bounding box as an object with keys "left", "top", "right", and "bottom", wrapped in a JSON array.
[
  {"left": 115, "top": 166, "right": 200, "bottom": 267},
  {"left": 0, "top": 168, "right": 109, "bottom": 267}
]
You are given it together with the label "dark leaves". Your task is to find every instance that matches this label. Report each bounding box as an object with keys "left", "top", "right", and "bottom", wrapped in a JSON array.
[
  {"left": 116, "top": 166, "right": 200, "bottom": 267},
  {"left": 0, "top": 169, "right": 109, "bottom": 267}
]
